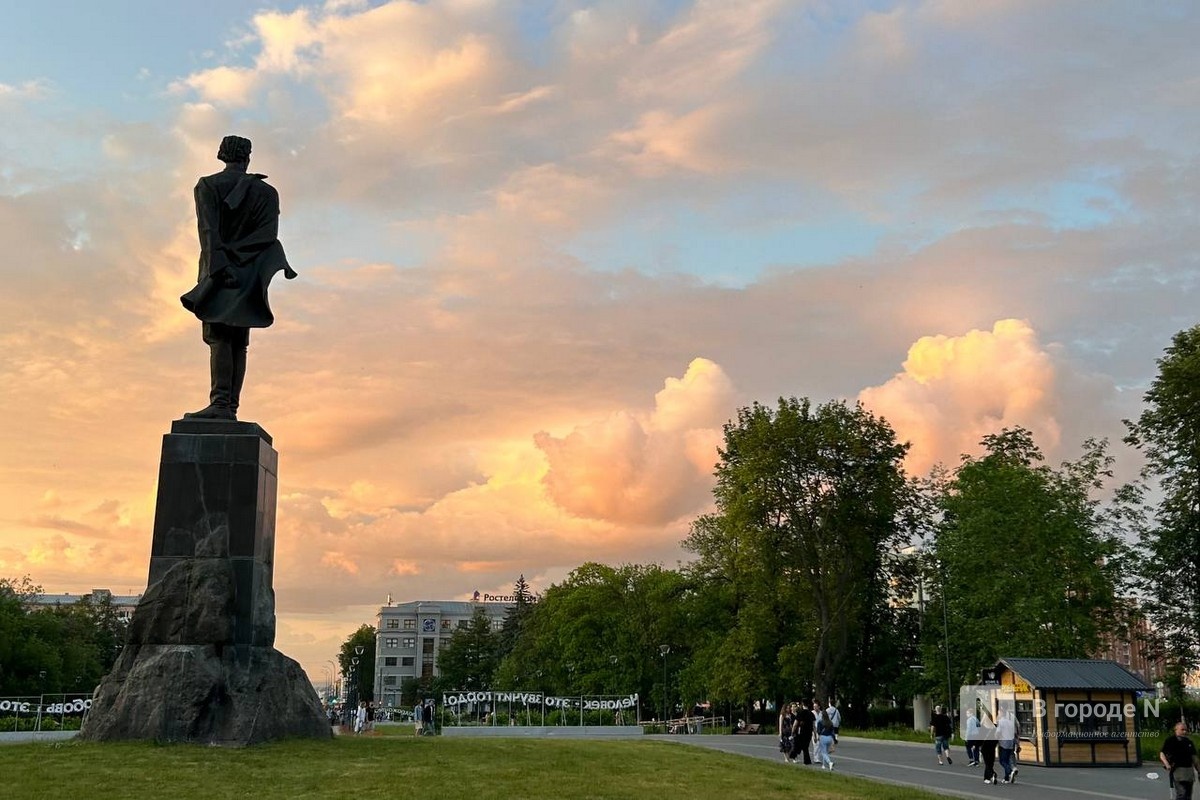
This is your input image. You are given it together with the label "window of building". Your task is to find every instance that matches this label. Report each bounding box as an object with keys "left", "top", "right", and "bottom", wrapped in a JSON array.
[
  {"left": 384, "top": 637, "right": 398, "bottom": 648},
  {"left": 383, "top": 676, "right": 397, "bottom": 686},
  {"left": 402, "top": 657, "right": 414, "bottom": 667},
  {"left": 456, "top": 619, "right": 470, "bottom": 630},
  {"left": 421, "top": 638, "right": 435, "bottom": 679},
  {"left": 384, "top": 657, "right": 397, "bottom": 667},
  {"left": 402, "top": 637, "right": 416, "bottom": 649},
  {"left": 385, "top": 618, "right": 399, "bottom": 629},
  {"left": 441, "top": 619, "right": 452, "bottom": 630},
  {"left": 404, "top": 619, "right": 415, "bottom": 629}
]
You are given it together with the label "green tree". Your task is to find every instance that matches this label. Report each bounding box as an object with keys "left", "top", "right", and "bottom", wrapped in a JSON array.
[
  {"left": 924, "top": 428, "right": 1127, "bottom": 700},
  {"left": 683, "top": 397, "right": 914, "bottom": 720},
  {"left": 0, "top": 578, "right": 129, "bottom": 696},
  {"left": 495, "top": 562, "right": 694, "bottom": 719},
  {"left": 0, "top": 577, "right": 43, "bottom": 695},
  {"left": 338, "top": 624, "right": 376, "bottom": 702},
  {"left": 437, "top": 608, "right": 501, "bottom": 690},
  {"left": 399, "top": 676, "right": 422, "bottom": 708},
  {"left": 1125, "top": 325, "right": 1200, "bottom": 675},
  {"left": 496, "top": 574, "right": 535, "bottom": 663}
]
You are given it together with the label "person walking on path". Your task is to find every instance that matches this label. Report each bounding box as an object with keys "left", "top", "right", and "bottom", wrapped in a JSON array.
[
  {"left": 965, "top": 710, "right": 981, "bottom": 766},
  {"left": 815, "top": 709, "right": 837, "bottom": 770},
  {"left": 422, "top": 698, "right": 435, "bottom": 735},
  {"left": 1161, "top": 721, "right": 1200, "bottom": 800},
  {"left": 979, "top": 711, "right": 1000, "bottom": 784},
  {"left": 996, "top": 710, "right": 1019, "bottom": 784},
  {"left": 778, "top": 703, "right": 796, "bottom": 763},
  {"left": 930, "top": 704, "right": 954, "bottom": 765},
  {"left": 795, "top": 700, "right": 815, "bottom": 765},
  {"left": 826, "top": 699, "right": 842, "bottom": 747}
]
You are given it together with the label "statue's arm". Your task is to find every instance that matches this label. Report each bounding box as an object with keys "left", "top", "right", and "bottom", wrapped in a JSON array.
[{"left": 194, "top": 179, "right": 230, "bottom": 279}]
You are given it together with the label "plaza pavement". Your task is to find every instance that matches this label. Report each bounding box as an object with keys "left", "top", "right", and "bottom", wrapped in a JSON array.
[{"left": 651, "top": 734, "right": 1173, "bottom": 799}]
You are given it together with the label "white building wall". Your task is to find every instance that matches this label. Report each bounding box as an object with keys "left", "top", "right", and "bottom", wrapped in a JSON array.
[{"left": 373, "top": 599, "right": 509, "bottom": 708}]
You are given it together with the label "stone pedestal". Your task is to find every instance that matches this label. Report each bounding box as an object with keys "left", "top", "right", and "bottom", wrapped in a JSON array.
[
  {"left": 80, "top": 420, "right": 330, "bottom": 745},
  {"left": 149, "top": 419, "right": 278, "bottom": 653}
]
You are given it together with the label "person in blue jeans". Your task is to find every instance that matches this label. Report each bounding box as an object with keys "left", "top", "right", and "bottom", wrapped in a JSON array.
[
  {"left": 996, "top": 710, "right": 1020, "bottom": 784},
  {"left": 965, "top": 710, "right": 981, "bottom": 766},
  {"left": 815, "top": 709, "right": 836, "bottom": 770},
  {"left": 929, "top": 704, "right": 954, "bottom": 765}
]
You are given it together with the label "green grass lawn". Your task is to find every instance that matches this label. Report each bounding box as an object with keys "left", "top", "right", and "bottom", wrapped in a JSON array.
[
  {"left": 0, "top": 736, "right": 950, "bottom": 800},
  {"left": 843, "top": 727, "right": 963, "bottom": 747}
]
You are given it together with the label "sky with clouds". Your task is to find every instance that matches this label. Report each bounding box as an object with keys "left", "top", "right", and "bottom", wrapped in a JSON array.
[{"left": 2, "top": 0, "right": 1199, "bottom": 683}]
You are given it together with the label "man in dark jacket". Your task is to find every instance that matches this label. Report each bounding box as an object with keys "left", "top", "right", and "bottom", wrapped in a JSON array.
[
  {"left": 1161, "top": 721, "right": 1200, "bottom": 799},
  {"left": 181, "top": 135, "right": 296, "bottom": 420}
]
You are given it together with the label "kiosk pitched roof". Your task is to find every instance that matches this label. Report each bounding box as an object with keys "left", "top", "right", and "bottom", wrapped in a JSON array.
[{"left": 998, "top": 657, "right": 1152, "bottom": 690}]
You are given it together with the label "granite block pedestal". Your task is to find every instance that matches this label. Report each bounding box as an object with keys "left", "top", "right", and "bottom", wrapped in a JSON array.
[{"left": 80, "top": 420, "right": 330, "bottom": 745}]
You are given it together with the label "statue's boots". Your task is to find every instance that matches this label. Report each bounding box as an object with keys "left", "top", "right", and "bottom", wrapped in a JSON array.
[
  {"left": 184, "top": 342, "right": 245, "bottom": 420},
  {"left": 228, "top": 346, "right": 247, "bottom": 419}
]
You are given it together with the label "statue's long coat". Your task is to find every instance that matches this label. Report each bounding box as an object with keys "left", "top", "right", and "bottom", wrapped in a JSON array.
[{"left": 180, "top": 167, "right": 295, "bottom": 328}]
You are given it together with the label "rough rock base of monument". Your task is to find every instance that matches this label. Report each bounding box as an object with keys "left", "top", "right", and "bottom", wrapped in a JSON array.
[{"left": 79, "top": 644, "right": 329, "bottom": 745}]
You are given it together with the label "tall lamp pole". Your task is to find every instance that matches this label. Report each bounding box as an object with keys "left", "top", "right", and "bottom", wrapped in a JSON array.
[
  {"left": 659, "top": 644, "right": 670, "bottom": 728},
  {"left": 346, "top": 644, "right": 364, "bottom": 729},
  {"left": 942, "top": 582, "right": 953, "bottom": 717},
  {"left": 936, "top": 558, "right": 954, "bottom": 719}
]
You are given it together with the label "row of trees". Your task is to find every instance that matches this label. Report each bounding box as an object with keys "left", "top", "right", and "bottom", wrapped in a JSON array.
[
  {"left": 0, "top": 577, "right": 128, "bottom": 696},
  {"left": 351, "top": 324, "right": 1200, "bottom": 722}
]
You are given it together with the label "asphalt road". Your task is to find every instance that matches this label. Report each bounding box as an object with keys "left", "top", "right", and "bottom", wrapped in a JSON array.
[{"left": 651, "top": 734, "right": 1174, "bottom": 799}]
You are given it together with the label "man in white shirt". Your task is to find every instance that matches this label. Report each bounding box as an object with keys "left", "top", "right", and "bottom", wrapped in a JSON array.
[{"left": 826, "top": 700, "right": 842, "bottom": 748}]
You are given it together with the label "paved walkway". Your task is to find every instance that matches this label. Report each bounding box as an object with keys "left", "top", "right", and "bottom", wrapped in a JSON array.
[{"left": 652, "top": 734, "right": 1170, "bottom": 799}]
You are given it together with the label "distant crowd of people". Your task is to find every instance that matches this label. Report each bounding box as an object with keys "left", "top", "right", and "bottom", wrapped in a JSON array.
[{"left": 778, "top": 699, "right": 841, "bottom": 770}]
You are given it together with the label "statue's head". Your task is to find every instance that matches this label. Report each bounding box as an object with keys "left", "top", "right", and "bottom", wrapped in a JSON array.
[{"left": 217, "top": 135, "right": 252, "bottom": 164}]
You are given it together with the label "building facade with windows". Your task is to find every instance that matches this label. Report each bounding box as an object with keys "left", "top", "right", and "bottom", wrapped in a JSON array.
[
  {"left": 29, "top": 588, "right": 141, "bottom": 622},
  {"left": 373, "top": 599, "right": 509, "bottom": 709},
  {"left": 1091, "top": 611, "right": 1166, "bottom": 684}
]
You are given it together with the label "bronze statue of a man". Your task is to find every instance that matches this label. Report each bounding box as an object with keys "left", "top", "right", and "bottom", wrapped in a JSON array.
[{"left": 181, "top": 135, "right": 296, "bottom": 420}]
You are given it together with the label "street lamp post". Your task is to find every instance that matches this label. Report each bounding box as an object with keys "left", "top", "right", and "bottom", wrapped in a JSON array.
[
  {"left": 608, "top": 655, "right": 620, "bottom": 725},
  {"left": 345, "top": 644, "right": 364, "bottom": 730},
  {"left": 565, "top": 663, "right": 575, "bottom": 726},
  {"left": 321, "top": 666, "right": 333, "bottom": 708},
  {"left": 659, "top": 645, "right": 670, "bottom": 730},
  {"left": 347, "top": 657, "right": 358, "bottom": 729},
  {"left": 326, "top": 659, "right": 339, "bottom": 713},
  {"left": 941, "top": 578, "right": 953, "bottom": 719},
  {"left": 536, "top": 670, "right": 544, "bottom": 726},
  {"left": 915, "top": 544, "right": 955, "bottom": 719}
]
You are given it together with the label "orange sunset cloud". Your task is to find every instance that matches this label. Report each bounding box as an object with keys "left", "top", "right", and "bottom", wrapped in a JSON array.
[{"left": 859, "top": 319, "right": 1062, "bottom": 474}]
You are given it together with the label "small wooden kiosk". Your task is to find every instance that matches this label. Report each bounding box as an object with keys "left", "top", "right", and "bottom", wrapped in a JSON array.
[{"left": 978, "top": 657, "right": 1151, "bottom": 767}]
